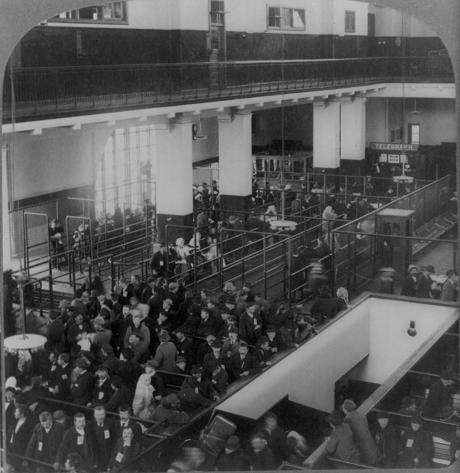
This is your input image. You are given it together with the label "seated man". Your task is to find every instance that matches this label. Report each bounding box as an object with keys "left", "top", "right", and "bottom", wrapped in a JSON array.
[{"left": 177, "top": 365, "right": 213, "bottom": 411}]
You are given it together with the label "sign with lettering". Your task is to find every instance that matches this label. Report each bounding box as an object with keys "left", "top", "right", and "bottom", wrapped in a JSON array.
[{"left": 371, "top": 143, "right": 418, "bottom": 152}]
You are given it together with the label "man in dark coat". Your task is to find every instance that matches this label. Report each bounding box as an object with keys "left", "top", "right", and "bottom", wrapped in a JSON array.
[
  {"left": 227, "top": 342, "right": 259, "bottom": 382},
  {"left": 112, "top": 405, "right": 143, "bottom": 445},
  {"left": 87, "top": 406, "right": 115, "bottom": 472},
  {"left": 248, "top": 433, "right": 276, "bottom": 471},
  {"left": 374, "top": 412, "right": 399, "bottom": 467},
  {"left": 106, "top": 376, "right": 133, "bottom": 413},
  {"left": 71, "top": 358, "right": 94, "bottom": 405},
  {"left": 401, "top": 265, "right": 418, "bottom": 297},
  {"left": 422, "top": 370, "right": 456, "bottom": 419},
  {"left": 398, "top": 415, "right": 433, "bottom": 468},
  {"left": 55, "top": 412, "right": 93, "bottom": 471},
  {"left": 24, "top": 411, "right": 65, "bottom": 469},
  {"left": 91, "top": 367, "right": 114, "bottom": 406},
  {"left": 7, "top": 404, "right": 34, "bottom": 469},
  {"left": 150, "top": 245, "right": 168, "bottom": 277},
  {"left": 416, "top": 266, "right": 433, "bottom": 298},
  {"left": 258, "top": 412, "right": 288, "bottom": 466},
  {"left": 238, "top": 305, "right": 263, "bottom": 345},
  {"left": 108, "top": 426, "right": 142, "bottom": 473},
  {"left": 215, "top": 435, "right": 250, "bottom": 471}
]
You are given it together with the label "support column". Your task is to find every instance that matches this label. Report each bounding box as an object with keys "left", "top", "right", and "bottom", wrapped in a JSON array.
[
  {"left": 218, "top": 110, "right": 253, "bottom": 214},
  {"left": 2, "top": 146, "right": 11, "bottom": 269},
  {"left": 154, "top": 117, "right": 194, "bottom": 242},
  {"left": 313, "top": 100, "right": 341, "bottom": 170},
  {"left": 340, "top": 95, "right": 367, "bottom": 175}
]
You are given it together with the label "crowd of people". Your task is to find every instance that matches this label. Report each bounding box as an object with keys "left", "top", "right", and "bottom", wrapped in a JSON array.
[{"left": 4, "top": 266, "right": 353, "bottom": 472}]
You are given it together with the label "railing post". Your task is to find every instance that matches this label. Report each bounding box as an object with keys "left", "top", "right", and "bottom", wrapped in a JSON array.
[
  {"left": 263, "top": 234, "right": 267, "bottom": 300},
  {"left": 286, "top": 238, "right": 292, "bottom": 306},
  {"left": 193, "top": 227, "right": 198, "bottom": 294}
]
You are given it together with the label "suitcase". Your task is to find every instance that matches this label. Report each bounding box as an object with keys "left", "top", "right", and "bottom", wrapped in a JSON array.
[{"left": 201, "top": 414, "right": 237, "bottom": 458}]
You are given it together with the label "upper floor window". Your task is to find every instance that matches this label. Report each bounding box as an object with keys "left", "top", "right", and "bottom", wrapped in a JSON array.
[
  {"left": 345, "top": 10, "right": 356, "bottom": 33},
  {"left": 210, "top": 0, "right": 225, "bottom": 26},
  {"left": 267, "top": 6, "right": 306, "bottom": 31},
  {"left": 51, "top": 2, "right": 127, "bottom": 23}
]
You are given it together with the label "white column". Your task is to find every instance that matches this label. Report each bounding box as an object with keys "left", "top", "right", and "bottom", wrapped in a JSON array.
[
  {"left": 153, "top": 117, "right": 193, "bottom": 217},
  {"left": 313, "top": 100, "right": 341, "bottom": 169},
  {"left": 2, "top": 146, "right": 11, "bottom": 269},
  {"left": 218, "top": 110, "right": 253, "bottom": 197},
  {"left": 340, "top": 96, "right": 367, "bottom": 161}
]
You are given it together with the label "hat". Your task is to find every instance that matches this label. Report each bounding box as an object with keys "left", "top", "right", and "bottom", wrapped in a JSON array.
[
  {"left": 266, "top": 325, "right": 276, "bottom": 333},
  {"left": 376, "top": 411, "right": 390, "bottom": 420},
  {"left": 343, "top": 399, "right": 357, "bottom": 412},
  {"left": 206, "top": 358, "right": 219, "bottom": 370},
  {"left": 93, "top": 315, "right": 105, "bottom": 326},
  {"left": 163, "top": 393, "right": 180, "bottom": 408},
  {"left": 110, "top": 375, "right": 123, "bottom": 388},
  {"left": 408, "top": 264, "right": 418, "bottom": 272},
  {"left": 205, "top": 333, "right": 216, "bottom": 342},
  {"left": 225, "top": 435, "right": 240, "bottom": 451},
  {"left": 176, "top": 356, "right": 186, "bottom": 364},
  {"left": 191, "top": 364, "right": 203, "bottom": 375},
  {"left": 239, "top": 341, "right": 248, "bottom": 348},
  {"left": 410, "top": 414, "right": 423, "bottom": 425},
  {"left": 146, "top": 359, "right": 159, "bottom": 369}
]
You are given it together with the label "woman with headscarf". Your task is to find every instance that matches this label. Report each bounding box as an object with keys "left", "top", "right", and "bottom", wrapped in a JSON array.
[{"left": 132, "top": 373, "right": 155, "bottom": 420}]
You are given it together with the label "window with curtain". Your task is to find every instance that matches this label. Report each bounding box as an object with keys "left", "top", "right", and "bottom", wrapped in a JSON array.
[
  {"left": 267, "top": 6, "right": 305, "bottom": 30},
  {"left": 345, "top": 10, "right": 356, "bottom": 33},
  {"left": 95, "top": 126, "right": 156, "bottom": 219}
]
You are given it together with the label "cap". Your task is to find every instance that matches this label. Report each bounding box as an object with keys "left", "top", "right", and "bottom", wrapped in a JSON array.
[
  {"left": 408, "top": 264, "right": 418, "bottom": 272},
  {"left": 176, "top": 356, "right": 186, "bottom": 364},
  {"left": 343, "top": 399, "right": 357, "bottom": 412},
  {"left": 376, "top": 411, "right": 390, "bottom": 420},
  {"left": 211, "top": 340, "right": 222, "bottom": 349},
  {"left": 225, "top": 435, "right": 240, "bottom": 451}
]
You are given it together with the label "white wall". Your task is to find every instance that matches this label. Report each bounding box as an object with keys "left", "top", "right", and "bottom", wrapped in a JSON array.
[
  {"left": 366, "top": 98, "right": 456, "bottom": 146},
  {"left": 192, "top": 117, "right": 219, "bottom": 162},
  {"left": 218, "top": 302, "right": 369, "bottom": 418},
  {"left": 49, "top": 0, "right": 369, "bottom": 35},
  {"left": 6, "top": 126, "right": 111, "bottom": 201},
  {"left": 374, "top": 6, "right": 437, "bottom": 38},
  {"left": 355, "top": 298, "right": 457, "bottom": 384},
  {"left": 332, "top": 0, "right": 368, "bottom": 36}
]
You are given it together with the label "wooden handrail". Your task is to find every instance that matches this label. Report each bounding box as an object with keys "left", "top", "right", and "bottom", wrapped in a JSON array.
[{"left": 327, "top": 456, "right": 376, "bottom": 469}]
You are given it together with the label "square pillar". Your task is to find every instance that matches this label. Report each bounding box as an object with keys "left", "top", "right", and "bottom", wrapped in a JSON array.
[
  {"left": 340, "top": 96, "right": 367, "bottom": 174},
  {"left": 218, "top": 110, "right": 253, "bottom": 214},
  {"left": 153, "top": 117, "right": 194, "bottom": 242},
  {"left": 313, "top": 100, "right": 341, "bottom": 170}
]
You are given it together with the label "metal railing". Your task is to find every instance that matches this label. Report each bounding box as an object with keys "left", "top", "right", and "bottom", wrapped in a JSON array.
[{"left": 3, "top": 56, "right": 454, "bottom": 120}]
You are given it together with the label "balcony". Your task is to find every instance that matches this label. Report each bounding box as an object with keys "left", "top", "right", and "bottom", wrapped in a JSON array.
[{"left": 2, "top": 55, "right": 454, "bottom": 122}]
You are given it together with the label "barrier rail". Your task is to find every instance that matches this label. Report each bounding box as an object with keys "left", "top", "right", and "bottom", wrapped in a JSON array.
[{"left": 3, "top": 56, "right": 454, "bottom": 120}]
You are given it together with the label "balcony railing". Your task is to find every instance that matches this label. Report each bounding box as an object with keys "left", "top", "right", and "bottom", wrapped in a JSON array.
[{"left": 2, "top": 56, "right": 454, "bottom": 121}]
